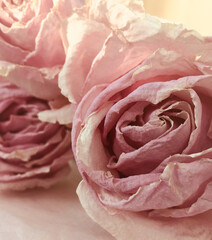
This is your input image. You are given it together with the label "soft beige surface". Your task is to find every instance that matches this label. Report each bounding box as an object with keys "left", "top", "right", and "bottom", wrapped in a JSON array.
[
  {"left": 143, "top": 0, "right": 212, "bottom": 35},
  {"left": 0, "top": 161, "right": 114, "bottom": 240}
]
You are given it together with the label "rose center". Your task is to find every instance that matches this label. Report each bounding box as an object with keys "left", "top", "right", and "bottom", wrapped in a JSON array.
[{"left": 105, "top": 97, "right": 193, "bottom": 176}]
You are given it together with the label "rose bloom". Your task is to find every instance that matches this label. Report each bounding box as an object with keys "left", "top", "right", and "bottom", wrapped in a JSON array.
[
  {"left": 0, "top": 80, "right": 72, "bottom": 190},
  {"left": 0, "top": 0, "right": 84, "bottom": 124},
  {"left": 64, "top": 0, "right": 212, "bottom": 239}
]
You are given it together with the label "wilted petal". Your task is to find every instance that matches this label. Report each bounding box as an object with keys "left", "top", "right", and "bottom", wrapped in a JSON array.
[
  {"left": 59, "top": 15, "right": 110, "bottom": 103},
  {"left": 24, "top": 12, "right": 65, "bottom": 68},
  {"left": 38, "top": 103, "right": 75, "bottom": 125},
  {"left": 78, "top": 181, "right": 212, "bottom": 240},
  {"left": 0, "top": 62, "right": 61, "bottom": 100}
]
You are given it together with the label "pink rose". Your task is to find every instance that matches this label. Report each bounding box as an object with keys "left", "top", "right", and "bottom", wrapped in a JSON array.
[
  {"left": 0, "top": 80, "right": 72, "bottom": 190},
  {"left": 67, "top": 0, "right": 212, "bottom": 239},
  {"left": 0, "top": 0, "right": 84, "bottom": 124}
]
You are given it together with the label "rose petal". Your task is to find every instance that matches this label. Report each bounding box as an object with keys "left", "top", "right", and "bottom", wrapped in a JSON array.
[
  {"left": 81, "top": 13, "right": 211, "bottom": 96},
  {"left": 0, "top": 38, "right": 29, "bottom": 64},
  {"left": 24, "top": 12, "right": 65, "bottom": 68},
  {"left": 38, "top": 103, "right": 75, "bottom": 125},
  {"left": 0, "top": 62, "right": 61, "bottom": 100},
  {"left": 59, "top": 14, "right": 110, "bottom": 103},
  {"left": 77, "top": 181, "right": 212, "bottom": 240}
]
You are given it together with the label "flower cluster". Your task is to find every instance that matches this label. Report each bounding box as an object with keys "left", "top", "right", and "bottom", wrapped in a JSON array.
[{"left": 0, "top": 0, "right": 212, "bottom": 239}]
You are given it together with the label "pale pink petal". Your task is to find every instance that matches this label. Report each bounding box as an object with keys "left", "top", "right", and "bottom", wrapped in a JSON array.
[
  {"left": 95, "top": 159, "right": 212, "bottom": 212},
  {"left": 0, "top": 38, "right": 29, "bottom": 64},
  {"left": 0, "top": 7, "right": 14, "bottom": 26},
  {"left": 38, "top": 103, "right": 75, "bottom": 125},
  {"left": 76, "top": 103, "right": 113, "bottom": 171},
  {"left": 35, "top": 0, "right": 54, "bottom": 15},
  {"left": 0, "top": 126, "right": 64, "bottom": 160},
  {"left": 59, "top": 15, "right": 110, "bottom": 103},
  {"left": 0, "top": 164, "right": 70, "bottom": 191},
  {"left": 78, "top": 181, "right": 212, "bottom": 240},
  {"left": 0, "top": 62, "right": 61, "bottom": 100},
  {"left": 24, "top": 12, "right": 65, "bottom": 68},
  {"left": 89, "top": 0, "right": 144, "bottom": 28},
  {"left": 25, "top": 130, "right": 72, "bottom": 168},
  {"left": 82, "top": 16, "right": 212, "bottom": 95},
  {"left": 53, "top": 0, "right": 85, "bottom": 18},
  {"left": 71, "top": 84, "right": 107, "bottom": 154},
  {"left": 151, "top": 182, "right": 212, "bottom": 218},
  {"left": 0, "top": 14, "right": 44, "bottom": 51},
  {"left": 83, "top": 49, "right": 202, "bottom": 115}
]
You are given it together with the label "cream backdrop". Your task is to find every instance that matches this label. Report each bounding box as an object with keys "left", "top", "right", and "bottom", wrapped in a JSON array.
[{"left": 143, "top": 0, "right": 212, "bottom": 35}]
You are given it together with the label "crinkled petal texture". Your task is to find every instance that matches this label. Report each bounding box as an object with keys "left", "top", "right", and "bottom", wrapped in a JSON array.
[
  {"left": 59, "top": 0, "right": 212, "bottom": 104},
  {"left": 0, "top": 0, "right": 84, "bottom": 124},
  {"left": 72, "top": 28, "right": 212, "bottom": 240},
  {"left": 0, "top": 81, "right": 72, "bottom": 190}
]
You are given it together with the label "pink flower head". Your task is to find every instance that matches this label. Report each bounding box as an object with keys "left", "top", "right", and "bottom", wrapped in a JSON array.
[
  {"left": 68, "top": 0, "right": 212, "bottom": 239},
  {"left": 0, "top": 81, "right": 72, "bottom": 190}
]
